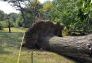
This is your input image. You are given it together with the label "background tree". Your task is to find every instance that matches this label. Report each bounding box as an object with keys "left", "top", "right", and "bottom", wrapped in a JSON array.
[
  {"left": 0, "top": 10, "right": 5, "bottom": 21},
  {"left": 2, "top": 0, "right": 92, "bottom": 35},
  {"left": 8, "top": 13, "right": 18, "bottom": 27},
  {"left": 0, "top": 10, "right": 5, "bottom": 30},
  {"left": 4, "top": 0, "right": 43, "bottom": 27},
  {"left": 42, "top": 0, "right": 92, "bottom": 35},
  {"left": 26, "top": 0, "right": 43, "bottom": 23}
]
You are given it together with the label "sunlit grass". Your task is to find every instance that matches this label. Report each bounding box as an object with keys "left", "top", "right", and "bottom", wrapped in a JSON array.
[
  {"left": 0, "top": 29, "right": 77, "bottom": 63},
  {"left": 2, "top": 27, "right": 28, "bottom": 32}
]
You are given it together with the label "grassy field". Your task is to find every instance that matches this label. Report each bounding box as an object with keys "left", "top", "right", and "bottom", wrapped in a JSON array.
[
  {"left": 1, "top": 28, "right": 28, "bottom": 32},
  {"left": 0, "top": 28, "right": 77, "bottom": 63}
]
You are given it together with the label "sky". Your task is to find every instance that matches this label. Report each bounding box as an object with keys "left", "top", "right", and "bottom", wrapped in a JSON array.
[
  {"left": 0, "top": 0, "right": 53, "bottom": 14},
  {"left": 0, "top": 1, "right": 19, "bottom": 14},
  {"left": 39, "top": 0, "right": 53, "bottom": 3}
]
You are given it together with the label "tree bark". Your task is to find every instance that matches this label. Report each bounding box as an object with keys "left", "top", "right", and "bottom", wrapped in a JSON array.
[
  {"left": 8, "top": 20, "right": 11, "bottom": 33},
  {"left": 44, "top": 35, "right": 92, "bottom": 63}
]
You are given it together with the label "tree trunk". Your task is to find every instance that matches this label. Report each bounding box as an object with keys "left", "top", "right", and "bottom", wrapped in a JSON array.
[
  {"left": 8, "top": 20, "right": 11, "bottom": 33},
  {"left": 45, "top": 35, "right": 92, "bottom": 63}
]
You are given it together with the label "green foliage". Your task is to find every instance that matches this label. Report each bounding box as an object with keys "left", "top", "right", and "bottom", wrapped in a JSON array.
[
  {"left": 4, "top": 0, "right": 41, "bottom": 27},
  {"left": 1, "top": 0, "right": 92, "bottom": 34},
  {"left": 42, "top": 1, "right": 53, "bottom": 12},
  {"left": 0, "top": 10, "right": 4, "bottom": 21},
  {"left": 15, "top": 14, "right": 23, "bottom": 27},
  {"left": 26, "top": 0, "right": 43, "bottom": 22},
  {"left": 42, "top": 0, "right": 92, "bottom": 35},
  {"left": 0, "top": 21, "right": 8, "bottom": 28},
  {"left": 0, "top": 20, "right": 14, "bottom": 28},
  {"left": 15, "top": 13, "right": 34, "bottom": 28}
]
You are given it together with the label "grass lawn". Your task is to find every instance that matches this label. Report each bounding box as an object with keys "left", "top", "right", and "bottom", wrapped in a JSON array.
[
  {"left": 2, "top": 27, "right": 28, "bottom": 32},
  {"left": 0, "top": 28, "right": 77, "bottom": 63}
]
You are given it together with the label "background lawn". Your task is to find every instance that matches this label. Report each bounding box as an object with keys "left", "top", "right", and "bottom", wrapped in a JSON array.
[
  {"left": 0, "top": 28, "right": 77, "bottom": 63},
  {"left": 1, "top": 28, "right": 28, "bottom": 32}
]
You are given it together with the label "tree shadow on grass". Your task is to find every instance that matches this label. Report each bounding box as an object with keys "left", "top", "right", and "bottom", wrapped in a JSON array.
[
  {"left": 56, "top": 52, "right": 92, "bottom": 63},
  {"left": 0, "top": 47, "right": 11, "bottom": 54},
  {"left": 0, "top": 32, "right": 23, "bottom": 48}
]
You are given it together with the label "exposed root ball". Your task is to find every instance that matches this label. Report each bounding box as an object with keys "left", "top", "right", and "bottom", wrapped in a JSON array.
[{"left": 22, "top": 21, "right": 64, "bottom": 49}]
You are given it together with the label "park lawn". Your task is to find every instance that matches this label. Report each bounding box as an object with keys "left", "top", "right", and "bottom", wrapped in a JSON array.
[
  {"left": 2, "top": 27, "right": 28, "bottom": 32},
  {"left": 0, "top": 29, "right": 76, "bottom": 63}
]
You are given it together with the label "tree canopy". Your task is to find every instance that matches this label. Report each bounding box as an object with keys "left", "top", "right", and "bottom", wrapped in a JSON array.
[{"left": 0, "top": 0, "right": 92, "bottom": 35}]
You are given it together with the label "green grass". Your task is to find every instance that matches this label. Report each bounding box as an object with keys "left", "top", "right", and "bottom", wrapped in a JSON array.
[
  {"left": 1, "top": 27, "right": 28, "bottom": 32},
  {"left": 0, "top": 28, "right": 77, "bottom": 63}
]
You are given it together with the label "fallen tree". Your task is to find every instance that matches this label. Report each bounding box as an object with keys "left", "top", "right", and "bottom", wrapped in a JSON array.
[{"left": 22, "top": 21, "right": 92, "bottom": 63}]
